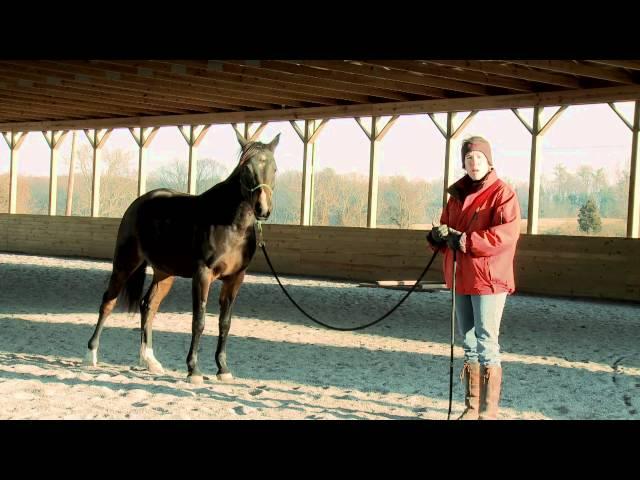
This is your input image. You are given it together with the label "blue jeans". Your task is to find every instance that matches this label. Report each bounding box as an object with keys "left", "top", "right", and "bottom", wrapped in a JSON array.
[{"left": 455, "top": 293, "right": 507, "bottom": 366}]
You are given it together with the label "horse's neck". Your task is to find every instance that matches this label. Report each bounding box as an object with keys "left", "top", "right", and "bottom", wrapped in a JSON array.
[
  {"left": 199, "top": 176, "right": 254, "bottom": 229},
  {"left": 201, "top": 174, "right": 239, "bottom": 200}
]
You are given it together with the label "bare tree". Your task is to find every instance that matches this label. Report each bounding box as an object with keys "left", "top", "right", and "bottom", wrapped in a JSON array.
[
  {"left": 312, "top": 168, "right": 368, "bottom": 226},
  {"left": 0, "top": 173, "right": 32, "bottom": 213},
  {"left": 271, "top": 170, "right": 302, "bottom": 224},
  {"left": 379, "top": 176, "right": 429, "bottom": 228},
  {"left": 99, "top": 148, "right": 138, "bottom": 218},
  {"left": 147, "top": 157, "right": 229, "bottom": 194}
]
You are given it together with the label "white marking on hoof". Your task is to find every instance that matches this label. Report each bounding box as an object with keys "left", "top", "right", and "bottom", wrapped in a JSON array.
[
  {"left": 147, "top": 360, "right": 164, "bottom": 374},
  {"left": 139, "top": 346, "right": 164, "bottom": 373},
  {"left": 216, "top": 372, "right": 233, "bottom": 381},
  {"left": 187, "top": 375, "right": 204, "bottom": 384},
  {"left": 82, "top": 349, "right": 97, "bottom": 367}
]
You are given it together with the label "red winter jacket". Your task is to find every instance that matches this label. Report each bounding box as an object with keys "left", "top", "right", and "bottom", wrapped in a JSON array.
[{"left": 428, "top": 170, "right": 521, "bottom": 295}]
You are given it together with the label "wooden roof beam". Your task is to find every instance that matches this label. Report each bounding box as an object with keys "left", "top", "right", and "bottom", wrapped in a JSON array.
[
  {"left": 587, "top": 60, "right": 640, "bottom": 71},
  {"left": 0, "top": 85, "right": 186, "bottom": 116},
  {"left": 125, "top": 59, "right": 403, "bottom": 103},
  {"left": 0, "top": 77, "right": 201, "bottom": 114},
  {"left": 61, "top": 60, "right": 341, "bottom": 106},
  {"left": 506, "top": 60, "right": 634, "bottom": 84},
  {"left": 0, "top": 67, "right": 245, "bottom": 112},
  {"left": 297, "top": 60, "right": 490, "bottom": 95},
  {"left": 0, "top": 94, "right": 142, "bottom": 117},
  {"left": 360, "top": 60, "right": 534, "bottom": 92},
  {"left": 1, "top": 61, "right": 302, "bottom": 109},
  {"left": 205, "top": 60, "right": 413, "bottom": 101},
  {"left": 1, "top": 84, "right": 639, "bottom": 132},
  {"left": 254, "top": 60, "right": 448, "bottom": 98},
  {"left": 424, "top": 60, "right": 582, "bottom": 88}
]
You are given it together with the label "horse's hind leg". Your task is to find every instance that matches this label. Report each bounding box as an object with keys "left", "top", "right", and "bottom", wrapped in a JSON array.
[
  {"left": 139, "top": 269, "right": 174, "bottom": 373},
  {"left": 83, "top": 268, "right": 130, "bottom": 367},
  {"left": 186, "top": 264, "right": 214, "bottom": 384}
]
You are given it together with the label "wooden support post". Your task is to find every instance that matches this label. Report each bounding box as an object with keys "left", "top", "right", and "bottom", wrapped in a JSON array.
[
  {"left": 2, "top": 131, "right": 27, "bottom": 214},
  {"left": 130, "top": 127, "right": 159, "bottom": 196},
  {"left": 84, "top": 128, "right": 113, "bottom": 217},
  {"left": 43, "top": 130, "right": 68, "bottom": 215},
  {"left": 291, "top": 119, "right": 328, "bottom": 225},
  {"left": 179, "top": 125, "right": 210, "bottom": 194}
]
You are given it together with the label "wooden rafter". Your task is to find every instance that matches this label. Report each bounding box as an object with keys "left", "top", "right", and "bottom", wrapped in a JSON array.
[
  {"left": 587, "top": 60, "right": 640, "bottom": 71},
  {"left": 0, "top": 67, "right": 246, "bottom": 111},
  {"left": 130, "top": 59, "right": 394, "bottom": 104},
  {"left": 361, "top": 60, "right": 534, "bottom": 93},
  {"left": 297, "top": 60, "right": 491, "bottom": 95},
  {"left": 507, "top": 60, "right": 634, "bottom": 84},
  {"left": 0, "top": 76, "right": 639, "bottom": 133},
  {"left": 424, "top": 60, "right": 582, "bottom": 88},
  {"left": 57, "top": 60, "right": 340, "bottom": 107},
  {"left": 0, "top": 61, "right": 293, "bottom": 110},
  {"left": 263, "top": 60, "right": 448, "bottom": 98},
  {"left": 0, "top": 72, "right": 198, "bottom": 114}
]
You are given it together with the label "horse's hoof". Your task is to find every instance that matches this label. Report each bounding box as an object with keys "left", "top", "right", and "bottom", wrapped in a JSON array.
[
  {"left": 139, "top": 347, "right": 164, "bottom": 374},
  {"left": 187, "top": 375, "right": 204, "bottom": 384},
  {"left": 142, "top": 359, "right": 164, "bottom": 374},
  {"left": 82, "top": 349, "right": 97, "bottom": 367},
  {"left": 216, "top": 372, "right": 233, "bottom": 381},
  {"left": 147, "top": 363, "right": 165, "bottom": 374}
]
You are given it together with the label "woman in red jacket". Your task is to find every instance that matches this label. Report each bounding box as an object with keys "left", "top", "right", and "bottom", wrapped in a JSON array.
[{"left": 427, "top": 136, "right": 521, "bottom": 420}]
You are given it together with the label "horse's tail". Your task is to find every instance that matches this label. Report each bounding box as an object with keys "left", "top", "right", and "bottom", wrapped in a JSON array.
[{"left": 121, "top": 262, "right": 148, "bottom": 315}]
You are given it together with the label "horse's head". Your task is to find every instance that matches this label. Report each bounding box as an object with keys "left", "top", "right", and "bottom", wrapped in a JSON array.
[{"left": 235, "top": 130, "right": 280, "bottom": 221}]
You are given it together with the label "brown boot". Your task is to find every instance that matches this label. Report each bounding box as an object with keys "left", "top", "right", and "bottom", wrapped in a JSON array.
[
  {"left": 479, "top": 365, "right": 502, "bottom": 420},
  {"left": 457, "top": 362, "right": 480, "bottom": 420}
]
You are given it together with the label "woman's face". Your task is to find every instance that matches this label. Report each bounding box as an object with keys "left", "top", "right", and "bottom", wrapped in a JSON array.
[{"left": 464, "top": 151, "right": 491, "bottom": 180}]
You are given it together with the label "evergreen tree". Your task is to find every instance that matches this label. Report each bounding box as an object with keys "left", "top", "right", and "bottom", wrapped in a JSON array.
[{"left": 578, "top": 197, "right": 602, "bottom": 234}]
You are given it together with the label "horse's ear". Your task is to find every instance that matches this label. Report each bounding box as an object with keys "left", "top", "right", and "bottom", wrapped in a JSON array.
[
  {"left": 235, "top": 129, "right": 248, "bottom": 149},
  {"left": 267, "top": 133, "right": 280, "bottom": 152}
]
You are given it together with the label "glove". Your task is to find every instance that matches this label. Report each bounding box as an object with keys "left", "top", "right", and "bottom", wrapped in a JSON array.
[
  {"left": 430, "top": 224, "right": 450, "bottom": 243},
  {"left": 446, "top": 227, "right": 466, "bottom": 252}
]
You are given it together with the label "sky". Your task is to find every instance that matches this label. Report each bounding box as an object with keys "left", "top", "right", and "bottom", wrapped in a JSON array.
[{"left": 1, "top": 102, "right": 635, "bottom": 185}]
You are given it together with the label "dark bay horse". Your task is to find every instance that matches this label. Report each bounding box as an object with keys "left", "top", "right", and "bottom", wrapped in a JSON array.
[{"left": 83, "top": 131, "right": 279, "bottom": 383}]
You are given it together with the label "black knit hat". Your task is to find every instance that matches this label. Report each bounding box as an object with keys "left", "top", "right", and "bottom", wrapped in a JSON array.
[{"left": 461, "top": 136, "right": 492, "bottom": 167}]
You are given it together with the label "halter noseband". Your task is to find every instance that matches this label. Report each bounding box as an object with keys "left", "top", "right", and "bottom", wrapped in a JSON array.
[{"left": 250, "top": 183, "right": 272, "bottom": 194}]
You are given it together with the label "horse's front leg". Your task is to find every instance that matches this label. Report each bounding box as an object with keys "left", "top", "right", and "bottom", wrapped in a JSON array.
[
  {"left": 186, "top": 264, "right": 213, "bottom": 384},
  {"left": 215, "top": 270, "right": 246, "bottom": 381}
]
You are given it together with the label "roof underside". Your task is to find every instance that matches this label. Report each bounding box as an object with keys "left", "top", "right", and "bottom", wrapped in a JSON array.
[{"left": 1, "top": 60, "right": 639, "bottom": 131}]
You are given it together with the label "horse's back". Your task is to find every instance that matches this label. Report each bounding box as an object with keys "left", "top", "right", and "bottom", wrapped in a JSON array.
[
  {"left": 113, "top": 189, "right": 199, "bottom": 271},
  {"left": 119, "top": 188, "right": 194, "bottom": 231}
]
